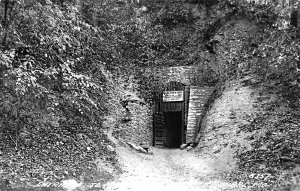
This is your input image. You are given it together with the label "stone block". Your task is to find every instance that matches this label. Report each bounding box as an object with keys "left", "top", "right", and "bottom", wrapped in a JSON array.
[
  {"left": 187, "top": 146, "right": 193, "bottom": 151},
  {"left": 180, "top": 143, "right": 189, "bottom": 150},
  {"left": 107, "top": 145, "right": 115, "bottom": 152}
]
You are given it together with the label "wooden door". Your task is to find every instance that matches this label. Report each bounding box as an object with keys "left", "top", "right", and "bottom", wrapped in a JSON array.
[{"left": 153, "top": 112, "right": 166, "bottom": 147}]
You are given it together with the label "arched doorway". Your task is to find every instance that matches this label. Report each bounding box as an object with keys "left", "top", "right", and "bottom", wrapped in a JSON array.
[{"left": 153, "top": 81, "right": 189, "bottom": 148}]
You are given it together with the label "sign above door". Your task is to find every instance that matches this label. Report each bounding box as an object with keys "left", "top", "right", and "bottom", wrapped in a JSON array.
[{"left": 162, "top": 91, "right": 184, "bottom": 102}]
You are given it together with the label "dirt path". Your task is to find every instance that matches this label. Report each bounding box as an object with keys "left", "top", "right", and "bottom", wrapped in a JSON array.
[{"left": 103, "top": 145, "right": 248, "bottom": 191}]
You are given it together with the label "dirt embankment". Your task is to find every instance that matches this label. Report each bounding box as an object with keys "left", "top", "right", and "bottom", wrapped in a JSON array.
[
  {"left": 195, "top": 74, "right": 300, "bottom": 190},
  {"left": 196, "top": 75, "right": 267, "bottom": 170}
]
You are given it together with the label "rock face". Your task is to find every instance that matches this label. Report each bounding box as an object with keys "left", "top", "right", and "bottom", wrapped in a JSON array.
[
  {"left": 104, "top": 74, "right": 153, "bottom": 146},
  {"left": 119, "top": 102, "right": 153, "bottom": 146}
]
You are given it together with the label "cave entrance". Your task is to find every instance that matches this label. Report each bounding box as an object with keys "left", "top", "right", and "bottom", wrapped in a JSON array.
[
  {"left": 153, "top": 81, "right": 189, "bottom": 148},
  {"left": 164, "top": 111, "right": 182, "bottom": 148}
]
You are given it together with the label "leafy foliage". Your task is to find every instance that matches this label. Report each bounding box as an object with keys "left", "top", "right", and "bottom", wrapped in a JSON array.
[
  {"left": 0, "top": 0, "right": 121, "bottom": 187},
  {"left": 0, "top": 0, "right": 108, "bottom": 140}
]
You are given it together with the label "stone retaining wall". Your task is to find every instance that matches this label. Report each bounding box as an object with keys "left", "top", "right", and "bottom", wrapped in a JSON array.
[
  {"left": 146, "top": 65, "right": 199, "bottom": 86},
  {"left": 186, "top": 86, "right": 215, "bottom": 142}
]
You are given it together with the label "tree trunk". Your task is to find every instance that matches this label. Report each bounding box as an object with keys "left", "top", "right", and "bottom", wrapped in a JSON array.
[{"left": 1, "top": 0, "right": 15, "bottom": 49}]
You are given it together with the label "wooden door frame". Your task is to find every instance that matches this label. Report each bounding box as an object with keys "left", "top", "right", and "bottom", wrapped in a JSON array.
[{"left": 153, "top": 81, "right": 189, "bottom": 147}]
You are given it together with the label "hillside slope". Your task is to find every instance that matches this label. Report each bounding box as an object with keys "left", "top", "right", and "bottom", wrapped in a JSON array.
[
  {"left": 193, "top": 13, "right": 300, "bottom": 191},
  {"left": 196, "top": 74, "right": 265, "bottom": 171}
]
